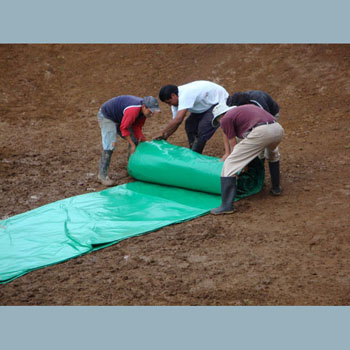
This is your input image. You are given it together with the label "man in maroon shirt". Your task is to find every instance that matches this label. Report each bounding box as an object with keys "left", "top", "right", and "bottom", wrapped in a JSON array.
[{"left": 210, "top": 104, "right": 284, "bottom": 215}]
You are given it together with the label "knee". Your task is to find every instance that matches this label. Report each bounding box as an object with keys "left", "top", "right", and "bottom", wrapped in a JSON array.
[{"left": 267, "top": 150, "right": 280, "bottom": 162}]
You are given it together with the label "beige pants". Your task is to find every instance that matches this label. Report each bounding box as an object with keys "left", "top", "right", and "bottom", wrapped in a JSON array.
[
  {"left": 259, "top": 112, "right": 280, "bottom": 159},
  {"left": 222, "top": 123, "right": 284, "bottom": 177}
]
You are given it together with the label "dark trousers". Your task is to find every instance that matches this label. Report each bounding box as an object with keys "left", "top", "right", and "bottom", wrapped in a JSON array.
[{"left": 184, "top": 105, "right": 219, "bottom": 148}]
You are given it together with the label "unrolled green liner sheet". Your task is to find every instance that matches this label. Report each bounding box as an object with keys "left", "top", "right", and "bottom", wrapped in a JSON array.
[{"left": 0, "top": 141, "right": 264, "bottom": 284}]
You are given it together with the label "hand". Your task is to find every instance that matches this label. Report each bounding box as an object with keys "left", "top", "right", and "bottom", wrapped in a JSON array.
[
  {"left": 242, "top": 165, "right": 248, "bottom": 173},
  {"left": 152, "top": 133, "right": 165, "bottom": 141},
  {"left": 220, "top": 153, "right": 230, "bottom": 162},
  {"left": 130, "top": 144, "right": 136, "bottom": 154}
]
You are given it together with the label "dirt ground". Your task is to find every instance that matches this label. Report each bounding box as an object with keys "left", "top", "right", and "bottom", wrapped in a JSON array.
[{"left": 0, "top": 44, "right": 349, "bottom": 305}]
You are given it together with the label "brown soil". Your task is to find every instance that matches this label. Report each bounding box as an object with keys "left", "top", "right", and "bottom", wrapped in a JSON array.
[{"left": 0, "top": 44, "right": 349, "bottom": 305}]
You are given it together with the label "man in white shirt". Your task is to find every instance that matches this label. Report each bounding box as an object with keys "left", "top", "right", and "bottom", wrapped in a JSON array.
[{"left": 154, "top": 80, "right": 229, "bottom": 153}]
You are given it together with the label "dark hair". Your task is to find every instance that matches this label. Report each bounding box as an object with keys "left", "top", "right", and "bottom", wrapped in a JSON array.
[
  {"left": 159, "top": 85, "right": 178, "bottom": 102},
  {"left": 227, "top": 92, "right": 251, "bottom": 106}
]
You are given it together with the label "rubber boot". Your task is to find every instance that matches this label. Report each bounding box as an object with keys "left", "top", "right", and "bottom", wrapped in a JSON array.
[
  {"left": 210, "top": 177, "right": 237, "bottom": 215},
  {"left": 98, "top": 150, "right": 114, "bottom": 186},
  {"left": 268, "top": 160, "right": 282, "bottom": 195},
  {"left": 191, "top": 137, "right": 206, "bottom": 154}
]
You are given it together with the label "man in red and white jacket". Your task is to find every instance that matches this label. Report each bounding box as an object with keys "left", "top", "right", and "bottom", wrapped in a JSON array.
[{"left": 97, "top": 95, "right": 160, "bottom": 186}]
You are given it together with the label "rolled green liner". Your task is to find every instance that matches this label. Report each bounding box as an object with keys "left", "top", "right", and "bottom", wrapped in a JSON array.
[
  {"left": 128, "top": 140, "right": 265, "bottom": 200},
  {"left": 0, "top": 141, "right": 264, "bottom": 284},
  {"left": 128, "top": 140, "right": 223, "bottom": 194}
]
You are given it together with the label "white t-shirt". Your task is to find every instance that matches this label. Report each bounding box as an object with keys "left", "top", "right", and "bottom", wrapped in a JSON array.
[{"left": 171, "top": 80, "right": 229, "bottom": 119}]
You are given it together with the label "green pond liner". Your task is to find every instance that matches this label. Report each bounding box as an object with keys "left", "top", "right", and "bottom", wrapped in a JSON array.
[{"left": 0, "top": 140, "right": 264, "bottom": 284}]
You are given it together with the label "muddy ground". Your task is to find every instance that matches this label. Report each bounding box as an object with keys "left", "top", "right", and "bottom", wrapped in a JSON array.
[{"left": 0, "top": 44, "right": 349, "bottom": 305}]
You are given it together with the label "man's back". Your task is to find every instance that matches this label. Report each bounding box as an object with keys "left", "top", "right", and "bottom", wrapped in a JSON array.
[{"left": 173, "top": 80, "right": 229, "bottom": 116}]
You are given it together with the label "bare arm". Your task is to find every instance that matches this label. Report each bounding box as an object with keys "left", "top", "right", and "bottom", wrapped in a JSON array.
[
  {"left": 124, "top": 135, "right": 136, "bottom": 154},
  {"left": 228, "top": 137, "right": 237, "bottom": 151},
  {"left": 153, "top": 109, "right": 188, "bottom": 140},
  {"left": 221, "top": 132, "right": 231, "bottom": 161}
]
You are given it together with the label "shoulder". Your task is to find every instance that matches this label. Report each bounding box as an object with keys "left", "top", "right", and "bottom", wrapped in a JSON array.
[{"left": 124, "top": 105, "right": 142, "bottom": 116}]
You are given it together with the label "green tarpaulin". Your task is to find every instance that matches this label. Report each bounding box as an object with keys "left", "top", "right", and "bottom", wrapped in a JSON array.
[{"left": 0, "top": 141, "right": 264, "bottom": 284}]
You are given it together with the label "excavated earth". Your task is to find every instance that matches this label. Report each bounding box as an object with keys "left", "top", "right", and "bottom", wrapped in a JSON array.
[{"left": 0, "top": 44, "right": 349, "bottom": 305}]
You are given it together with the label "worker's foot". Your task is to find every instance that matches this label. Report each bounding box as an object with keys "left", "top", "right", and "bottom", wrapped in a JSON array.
[
  {"left": 270, "top": 186, "right": 282, "bottom": 196},
  {"left": 98, "top": 174, "right": 114, "bottom": 186},
  {"left": 210, "top": 206, "right": 237, "bottom": 215}
]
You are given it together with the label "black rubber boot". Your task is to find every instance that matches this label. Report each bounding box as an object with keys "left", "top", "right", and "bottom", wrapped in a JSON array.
[
  {"left": 98, "top": 150, "right": 114, "bottom": 186},
  {"left": 210, "top": 177, "right": 237, "bottom": 215},
  {"left": 191, "top": 137, "right": 206, "bottom": 154},
  {"left": 268, "top": 160, "right": 282, "bottom": 195}
]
